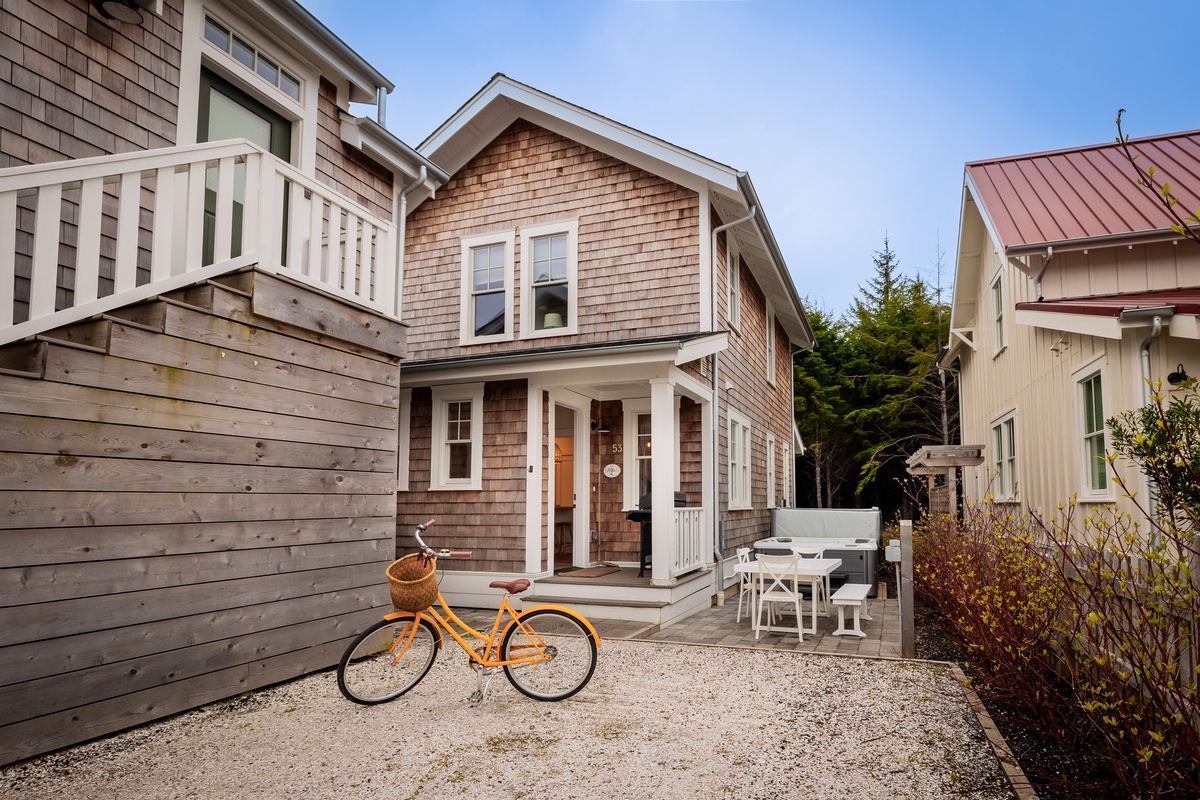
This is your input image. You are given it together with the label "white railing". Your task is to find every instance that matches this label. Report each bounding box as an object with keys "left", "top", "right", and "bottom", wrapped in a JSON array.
[
  {"left": 0, "top": 140, "right": 397, "bottom": 346},
  {"left": 672, "top": 507, "right": 705, "bottom": 577}
]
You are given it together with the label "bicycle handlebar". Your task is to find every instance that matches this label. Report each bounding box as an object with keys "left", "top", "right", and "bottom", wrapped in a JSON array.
[{"left": 413, "top": 519, "right": 473, "bottom": 560}]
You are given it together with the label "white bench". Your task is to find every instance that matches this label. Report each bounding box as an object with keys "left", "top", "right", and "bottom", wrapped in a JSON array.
[{"left": 830, "top": 583, "right": 873, "bottom": 637}]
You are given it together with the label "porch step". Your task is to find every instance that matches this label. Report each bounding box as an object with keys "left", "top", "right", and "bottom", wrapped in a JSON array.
[{"left": 522, "top": 594, "right": 668, "bottom": 609}]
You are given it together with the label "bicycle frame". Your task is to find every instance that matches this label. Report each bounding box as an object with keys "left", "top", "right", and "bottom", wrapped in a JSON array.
[{"left": 381, "top": 590, "right": 601, "bottom": 669}]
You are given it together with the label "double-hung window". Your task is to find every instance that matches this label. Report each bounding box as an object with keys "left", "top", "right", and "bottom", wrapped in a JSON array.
[
  {"left": 521, "top": 219, "right": 578, "bottom": 336},
  {"left": 461, "top": 231, "right": 514, "bottom": 343},
  {"left": 766, "top": 303, "right": 776, "bottom": 385},
  {"left": 766, "top": 432, "right": 777, "bottom": 509},
  {"left": 1079, "top": 371, "right": 1108, "bottom": 496},
  {"left": 727, "top": 235, "right": 741, "bottom": 330},
  {"left": 431, "top": 384, "right": 484, "bottom": 490},
  {"left": 991, "top": 271, "right": 1005, "bottom": 352},
  {"left": 729, "top": 409, "right": 752, "bottom": 510},
  {"left": 991, "top": 412, "right": 1018, "bottom": 500}
]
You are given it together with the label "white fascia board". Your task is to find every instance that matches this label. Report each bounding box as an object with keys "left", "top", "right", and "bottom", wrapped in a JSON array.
[
  {"left": 1167, "top": 314, "right": 1200, "bottom": 339},
  {"left": 340, "top": 116, "right": 448, "bottom": 186},
  {"left": 1014, "top": 309, "right": 1122, "bottom": 339},
  {"left": 675, "top": 332, "right": 728, "bottom": 365},
  {"left": 420, "top": 76, "right": 738, "bottom": 194}
]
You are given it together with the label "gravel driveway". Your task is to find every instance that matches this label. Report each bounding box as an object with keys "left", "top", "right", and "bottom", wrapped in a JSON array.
[{"left": 2, "top": 640, "right": 1013, "bottom": 799}]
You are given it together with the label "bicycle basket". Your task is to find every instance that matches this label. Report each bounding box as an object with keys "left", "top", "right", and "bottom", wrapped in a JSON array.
[{"left": 386, "top": 553, "right": 438, "bottom": 612}]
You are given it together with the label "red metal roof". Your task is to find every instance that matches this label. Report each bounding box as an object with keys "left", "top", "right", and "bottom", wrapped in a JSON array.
[
  {"left": 1015, "top": 287, "right": 1200, "bottom": 317},
  {"left": 966, "top": 129, "right": 1200, "bottom": 253}
]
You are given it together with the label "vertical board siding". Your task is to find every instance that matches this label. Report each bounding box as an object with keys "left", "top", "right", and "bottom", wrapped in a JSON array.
[
  {"left": 0, "top": 280, "right": 401, "bottom": 765},
  {"left": 403, "top": 119, "right": 700, "bottom": 360}
]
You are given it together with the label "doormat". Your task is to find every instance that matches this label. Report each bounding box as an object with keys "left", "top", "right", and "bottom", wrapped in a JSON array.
[{"left": 562, "top": 566, "right": 621, "bottom": 578}]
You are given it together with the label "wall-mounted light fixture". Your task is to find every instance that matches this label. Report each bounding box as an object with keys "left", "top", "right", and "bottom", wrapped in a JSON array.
[
  {"left": 96, "top": 0, "right": 144, "bottom": 24},
  {"left": 1168, "top": 363, "right": 1189, "bottom": 385}
]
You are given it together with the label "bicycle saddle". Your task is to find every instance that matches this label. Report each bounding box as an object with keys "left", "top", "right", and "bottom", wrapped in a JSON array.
[{"left": 489, "top": 579, "right": 531, "bottom": 594}]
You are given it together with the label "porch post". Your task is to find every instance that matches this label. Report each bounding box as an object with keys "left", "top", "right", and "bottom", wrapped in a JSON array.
[
  {"left": 525, "top": 378, "right": 545, "bottom": 574},
  {"left": 650, "top": 378, "right": 676, "bottom": 586},
  {"left": 701, "top": 395, "right": 714, "bottom": 562}
]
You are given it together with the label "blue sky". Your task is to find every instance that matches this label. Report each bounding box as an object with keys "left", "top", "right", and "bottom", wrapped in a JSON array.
[{"left": 306, "top": 0, "right": 1195, "bottom": 317}]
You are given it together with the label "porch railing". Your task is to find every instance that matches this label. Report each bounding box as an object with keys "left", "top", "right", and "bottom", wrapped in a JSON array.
[
  {"left": 673, "top": 507, "right": 705, "bottom": 577},
  {"left": 0, "top": 139, "right": 397, "bottom": 347}
]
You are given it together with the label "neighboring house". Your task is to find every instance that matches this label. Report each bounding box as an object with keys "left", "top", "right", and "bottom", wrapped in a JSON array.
[
  {"left": 396, "top": 75, "right": 813, "bottom": 623},
  {"left": 0, "top": 0, "right": 445, "bottom": 764},
  {"left": 944, "top": 129, "right": 1200, "bottom": 524}
]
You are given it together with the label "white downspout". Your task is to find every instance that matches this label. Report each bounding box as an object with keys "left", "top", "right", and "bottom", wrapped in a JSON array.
[
  {"left": 709, "top": 205, "right": 757, "bottom": 597},
  {"left": 1035, "top": 246, "right": 1053, "bottom": 301},
  {"left": 1121, "top": 306, "right": 1174, "bottom": 522},
  {"left": 394, "top": 165, "right": 426, "bottom": 320}
]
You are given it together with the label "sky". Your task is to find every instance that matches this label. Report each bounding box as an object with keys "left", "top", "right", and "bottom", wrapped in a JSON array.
[{"left": 306, "top": 0, "right": 1196, "bottom": 318}]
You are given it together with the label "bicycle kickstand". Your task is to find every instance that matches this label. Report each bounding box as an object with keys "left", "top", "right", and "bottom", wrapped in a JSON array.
[{"left": 469, "top": 664, "right": 502, "bottom": 706}]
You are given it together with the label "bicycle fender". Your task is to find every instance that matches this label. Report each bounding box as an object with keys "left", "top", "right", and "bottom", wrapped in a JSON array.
[
  {"left": 513, "top": 604, "right": 602, "bottom": 647},
  {"left": 382, "top": 610, "right": 444, "bottom": 649}
]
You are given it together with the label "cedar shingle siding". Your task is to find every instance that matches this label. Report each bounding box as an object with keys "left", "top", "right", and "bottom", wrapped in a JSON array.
[
  {"left": 403, "top": 119, "right": 700, "bottom": 358},
  {"left": 0, "top": 0, "right": 183, "bottom": 168},
  {"left": 315, "top": 77, "right": 393, "bottom": 221}
]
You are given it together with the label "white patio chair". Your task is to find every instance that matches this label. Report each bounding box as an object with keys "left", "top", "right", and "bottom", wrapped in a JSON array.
[
  {"left": 735, "top": 547, "right": 753, "bottom": 623},
  {"left": 754, "top": 553, "right": 804, "bottom": 641},
  {"left": 792, "top": 545, "right": 828, "bottom": 611}
]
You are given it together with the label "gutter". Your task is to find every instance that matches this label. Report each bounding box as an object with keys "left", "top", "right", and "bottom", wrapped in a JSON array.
[{"left": 709, "top": 206, "right": 757, "bottom": 602}]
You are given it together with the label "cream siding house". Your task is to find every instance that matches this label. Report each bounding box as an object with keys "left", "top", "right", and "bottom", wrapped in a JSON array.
[
  {"left": 945, "top": 129, "right": 1200, "bottom": 524},
  {"left": 396, "top": 75, "right": 813, "bottom": 624}
]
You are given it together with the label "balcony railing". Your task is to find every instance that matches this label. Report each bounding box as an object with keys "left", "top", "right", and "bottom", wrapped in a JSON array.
[
  {"left": 0, "top": 140, "right": 397, "bottom": 347},
  {"left": 673, "top": 506, "right": 705, "bottom": 577}
]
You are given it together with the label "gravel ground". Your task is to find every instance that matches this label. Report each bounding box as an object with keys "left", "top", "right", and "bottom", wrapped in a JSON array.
[{"left": 2, "top": 640, "right": 1013, "bottom": 800}]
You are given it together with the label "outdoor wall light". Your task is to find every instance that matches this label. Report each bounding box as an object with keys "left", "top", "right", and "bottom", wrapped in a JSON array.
[
  {"left": 1168, "top": 364, "right": 1189, "bottom": 385},
  {"left": 96, "top": 0, "right": 144, "bottom": 24}
]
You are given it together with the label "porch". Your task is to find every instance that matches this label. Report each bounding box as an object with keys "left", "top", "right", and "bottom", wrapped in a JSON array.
[{"left": 522, "top": 564, "right": 717, "bottom": 627}]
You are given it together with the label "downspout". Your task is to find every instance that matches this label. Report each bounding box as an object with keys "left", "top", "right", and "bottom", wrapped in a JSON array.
[
  {"left": 1035, "top": 246, "right": 1053, "bottom": 301},
  {"left": 1120, "top": 306, "right": 1175, "bottom": 522},
  {"left": 709, "top": 205, "right": 757, "bottom": 600},
  {"left": 376, "top": 87, "right": 387, "bottom": 127},
  {"left": 394, "top": 165, "right": 427, "bottom": 321}
]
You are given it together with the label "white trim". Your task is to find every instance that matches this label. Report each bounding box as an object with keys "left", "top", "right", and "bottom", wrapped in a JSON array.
[
  {"left": 621, "top": 396, "right": 682, "bottom": 509},
  {"left": 520, "top": 218, "right": 579, "bottom": 338},
  {"left": 460, "top": 230, "right": 515, "bottom": 344},
  {"left": 727, "top": 235, "right": 741, "bottom": 330},
  {"left": 1072, "top": 357, "right": 1112, "bottom": 501},
  {"left": 525, "top": 377, "right": 545, "bottom": 573},
  {"left": 989, "top": 410, "right": 1018, "bottom": 501},
  {"left": 728, "top": 408, "right": 752, "bottom": 510},
  {"left": 396, "top": 387, "right": 412, "bottom": 492},
  {"left": 766, "top": 432, "right": 777, "bottom": 509},
  {"left": 990, "top": 268, "right": 1005, "bottom": 354},
  {"left": 430, "top": 383, "right": 484, "bottom": 491},
  {"left": 766, "top": 301, "right": 776, "bottom": 385}
]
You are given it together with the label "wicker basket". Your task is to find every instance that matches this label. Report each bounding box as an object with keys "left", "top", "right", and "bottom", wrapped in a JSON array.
[{"left": 386, "top": 553, "right": 438, "bottom": 612}]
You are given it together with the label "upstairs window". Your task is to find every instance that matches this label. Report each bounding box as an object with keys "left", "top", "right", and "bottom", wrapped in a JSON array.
[
  {"left": 727, "top": 235, "right": 741, "bottom": 330},
  {"left": 204, "top": 16, "right": 301, "bottom": 102},
  {"left": 991, "top": 271, "right": 1005, "bottom": 352},
  {"left": 460, "top": 231, "right": 514, "bottom": 343},
  {"left": 766, "top": 302, "right": 776, "bottom": 385},
  {"left": 521, "top": 219, "right": 578, "bottom": 337}
]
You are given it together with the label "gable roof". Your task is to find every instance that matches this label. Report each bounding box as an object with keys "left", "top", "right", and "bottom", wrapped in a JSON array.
[
  {"left": 965, "top": 129, "right": 1200, "bottom": 257},
  {"left": 416, "top": 74, "right": 813, "bottom": 350}
]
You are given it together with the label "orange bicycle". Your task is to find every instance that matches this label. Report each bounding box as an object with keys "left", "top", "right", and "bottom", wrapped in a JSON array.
[{"left": 337, "top": 520, "right": 601, "bottom": 705}]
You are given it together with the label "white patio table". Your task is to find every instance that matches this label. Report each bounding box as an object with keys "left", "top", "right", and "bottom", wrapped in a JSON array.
[{"left": 732, "top": 557, "right": 842, "bottom": 636}]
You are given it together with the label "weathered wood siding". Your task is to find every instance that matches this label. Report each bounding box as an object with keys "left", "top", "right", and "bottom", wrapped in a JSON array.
[
  {"left": 0, "top": 269, "right": 404, "bottom": 765},
  {"left": 712, "top": 213, "right": 795, "bottom": 554},
  {"left": 396, "top": 379, "right": 529, "bottom": 573},
  {"left": 403, "top": 119, "right": 700, "bottom": 359},
  {"left": 316, "top": 77, "right": 393, "bottom": 221}
]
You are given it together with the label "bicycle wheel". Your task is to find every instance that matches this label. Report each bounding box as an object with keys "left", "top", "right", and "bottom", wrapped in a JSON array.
[
  {"left": 337, "top": 615, "right": 439, "bottom": 704},
  {"left": 501, "top": 608, "right": 597, "bottom": 701}
]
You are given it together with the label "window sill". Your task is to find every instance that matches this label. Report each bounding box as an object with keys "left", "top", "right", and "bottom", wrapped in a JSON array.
[
  {"left": 991, "top": 344, "right": 1007, "bottom": 360},
  {"left": 431, "top": 483, "right": 481, "bottom": 492}
]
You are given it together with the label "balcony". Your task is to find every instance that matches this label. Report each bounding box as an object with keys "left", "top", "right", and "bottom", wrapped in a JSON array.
[{"left": 0, "top": 140, "right": 398, "bottom": 347}]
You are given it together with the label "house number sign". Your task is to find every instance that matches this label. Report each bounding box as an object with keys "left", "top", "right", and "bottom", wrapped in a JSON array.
[{"left": 603, "top": 463, "right": 621, "bottom": 478}]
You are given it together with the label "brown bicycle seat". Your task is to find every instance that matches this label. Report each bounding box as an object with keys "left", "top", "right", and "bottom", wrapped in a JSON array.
[{"left": 489, "top": 579, "right": 530, "bottom": 594}]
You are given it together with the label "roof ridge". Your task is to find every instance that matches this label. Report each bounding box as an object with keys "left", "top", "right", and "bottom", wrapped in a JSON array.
[{"left": 966, "top": 127, "right": 1200, "bottom": 168}]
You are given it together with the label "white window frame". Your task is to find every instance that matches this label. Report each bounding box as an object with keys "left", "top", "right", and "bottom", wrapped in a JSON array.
[
  {"left": 990, "top": 411, "right": 1018, "bottom": 501},
  {"left": 460, "top": 230, "right": 515, "bottom": 344},
  {"left": 781, "top": 441, "right": 792, "bottom": 508},
  {"left": 990, "top": 270, "right": 1005, "bottom": 354},
  {"left": 766, "top": 302, "right": 776, "bottom": 385},
  {"left": 431, "top": 383, "right": 484, "bottom": 491},
  {"left": 177, "top": 2, "right": 316, "bottom": 172},
  {"left": 766, "top": 432, "right": 777, "bottom": 509},
  {"left": 520, "top": 219, "right": 579, "bottom": 338},
  {"left": 1076, "top": 363, "right": 1110, "bottom": 500},
  {"left": 621, "top": 399, "right": 681, "bottom": 509},
  {"left": 397, "top": 388, "right": 412, "bottom": 492},
  {"left": 727, "top": 234, "right": 741, "bottom": 330},
  {"left": 728, "top": 409, "right": 752, "bottom": 510}
]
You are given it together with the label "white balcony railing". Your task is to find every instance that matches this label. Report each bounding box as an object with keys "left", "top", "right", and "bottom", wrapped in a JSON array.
[
  {"left": 673, "top": 507, "right": 705, "bottom": 577},
  {"left": 0, "top": 140, "right": 397, "bottom": 346}
]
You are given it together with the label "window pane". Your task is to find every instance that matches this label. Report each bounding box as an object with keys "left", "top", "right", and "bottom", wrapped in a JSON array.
[
  {"left": 448, "top": 443, "right": 471, "bottom": 480},
  {"left": 257, "top": 55, "right": 279, "bottom": 85},
  {"left": 204, "top": 18, "right": 230, "bottom": 51},
  {"left": 534, "top": 284, "right": 568, "bottom": 329},
  {"left": 232, "top": 36, "right": 255, "bottom": 70},
  {"left": 280, "top": 71, "right": 301, "bottom": 101},
  {"left": 551, "top": 233, "right": 567, "bottom": 259},
  {"left": 474, "top": 291, "right": 505, "bottom": 336},
  {"left": 1088, "top": 435, "right": 1107, "bottom": 490},
  {"left": 533, "top": 236, "right": 549, "bottom": 265}
]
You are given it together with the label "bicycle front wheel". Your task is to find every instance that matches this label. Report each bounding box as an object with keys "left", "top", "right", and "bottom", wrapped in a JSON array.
[
  {"left": 337, "top": 615, "right": 439, "bottom": 704},
  {"left": 501, "top": 608, "right": 597, "bottom": 701}
]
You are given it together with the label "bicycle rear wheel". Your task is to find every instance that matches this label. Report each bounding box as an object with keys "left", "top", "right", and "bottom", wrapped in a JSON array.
[
  {"left": 501, "top": 608, "right": 597, "bottom": 701},
  {"left": 337, "top": 615, "right": 439, "bottom": 704}
]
